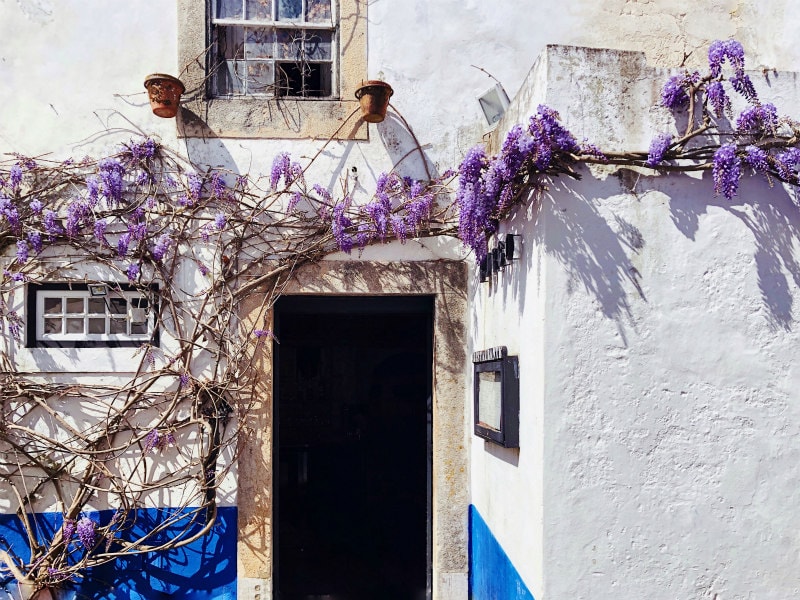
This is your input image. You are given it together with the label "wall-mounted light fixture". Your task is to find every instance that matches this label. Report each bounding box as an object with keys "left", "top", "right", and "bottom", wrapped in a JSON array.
[
  {"left": 473, "top": 346, "right": 520, "bottom": 448},
  {"left": 479, "top": 233, "right": 520, "bottom": 283},
  {"left": 477, "top": 83, "right": 511, "bottom": 127},
  {"left": 88, "top": 284, "right": 108, "bottom": 297}
]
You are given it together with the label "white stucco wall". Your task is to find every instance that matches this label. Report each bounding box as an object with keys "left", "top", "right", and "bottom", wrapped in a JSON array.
[{"left": 474, "top": 44, "right": 800, "bottom": 599}]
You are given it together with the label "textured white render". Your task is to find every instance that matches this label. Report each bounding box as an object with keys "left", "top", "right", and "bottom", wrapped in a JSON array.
[{"left": 472, "top": 45, "right": 800, "bottom": 599}]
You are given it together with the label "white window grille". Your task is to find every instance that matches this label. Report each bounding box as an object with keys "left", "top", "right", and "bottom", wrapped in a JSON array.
[
  {"left": 33, "top": 287, "right": 155, "bottom": 346},
  {"left": 212, "top": 0, "right": 336, "bottom": 98}
]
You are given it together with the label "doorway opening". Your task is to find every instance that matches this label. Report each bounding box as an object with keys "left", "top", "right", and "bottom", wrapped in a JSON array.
[{"left": 274, "top": 295, "right": 433, "bottom": 600}]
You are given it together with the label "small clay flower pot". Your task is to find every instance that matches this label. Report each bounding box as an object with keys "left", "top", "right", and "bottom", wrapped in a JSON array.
[
  {"left": 143, "top": 74, "right": 185, "bottom": 119},
  {"left": 354, "top": 80, "right": 393, "bottom": 123}
]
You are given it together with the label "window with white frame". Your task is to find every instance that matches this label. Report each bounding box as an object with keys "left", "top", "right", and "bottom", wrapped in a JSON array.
[
  {"left": 213, "top": 0, "right": 335, "bottom": 98},
  {"left": 27, "top": 284, "right": 158, "bottom": 348}
]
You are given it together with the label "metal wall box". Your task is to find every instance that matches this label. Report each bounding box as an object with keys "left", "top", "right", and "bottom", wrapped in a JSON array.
[{"left": 472, "top": 346, "right": 520, "bottom": 448}]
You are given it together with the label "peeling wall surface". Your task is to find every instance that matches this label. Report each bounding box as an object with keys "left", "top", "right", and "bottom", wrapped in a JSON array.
[{"left": 2, "top": 1, "right": 800, "bottom": 599}]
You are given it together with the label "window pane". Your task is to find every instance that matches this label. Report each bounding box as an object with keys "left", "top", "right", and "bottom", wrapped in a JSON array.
[
  {"left": 304, "top": 30, "right": 332, "bottom": 60},
  {"left": 44, "top": 298, "right": 62, "bottom": 314},
  {"left": 217, "top": 0, "right": 243, "bottom": 18},
  {"left": 277, "top": 29, "right": 302, "bottom": 59},
  {"left": 306, "top": 0, "right": 331, "bottom": 22},
  {"left": 88, "top": 318, "right": 106, "bottom": 334},
  {"left": 245, "top": 28, "right": 275, "bottom": 59},
  {"left": 110, "top": 298, "right": 127, "bottom": 315},
  {"left": 247, "top": 61, "right": 275, "bottom": 93},
  {"left": 66, "top": 318, "right": 84, "bottom": 334},
  {"left": 88, "top": 299, "right": 106, "bottom": 314},
  {"left": 218, "top": 60, "right": 247, "bottom": 95},
  {"left": 246, "top": 0, "right": 272, "bottom": 19},
  {"left": 110, "top": 318, "right": 127, "bottom": 335},
  {"left": 218, "top": 26, "right": 245, "bottom": 60},
  {"left": 131, "top": 323, "right": 148, "bottom": 335},
  {"left": 44, "top": 318, "right": 61, "bottom": 334},
  {"left": 66, "top": 298, "right": 84, "bottom": 314},
  {"left": 277, "top": 0, "right": 301, "bottom": 20}
]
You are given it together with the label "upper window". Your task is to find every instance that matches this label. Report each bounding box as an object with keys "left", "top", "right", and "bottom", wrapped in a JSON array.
[
  {"left": 26, "top": 284, "right": 159, "bottom": 349},
  {"left": 177, "top": 0, "right": 367, "bottom": 139},
  {"left": 212, "top": 0, "right": 335, "bottom": 98}
]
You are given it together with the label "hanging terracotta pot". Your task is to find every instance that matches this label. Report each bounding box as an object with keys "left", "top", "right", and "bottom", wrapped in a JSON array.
[
  {"left": 354, "top": 80, "right": 393, "bottom": 123},
  {"left": 143, "top": 74, "right": 185, "bottom": 119}
]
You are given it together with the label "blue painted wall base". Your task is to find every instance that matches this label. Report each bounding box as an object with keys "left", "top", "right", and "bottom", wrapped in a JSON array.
[
  {"left": 469, "top": 505, "right": 535, "bottom": 600},
  {"left": 0, "top": 507, "right": 236, "bottom": 600}
]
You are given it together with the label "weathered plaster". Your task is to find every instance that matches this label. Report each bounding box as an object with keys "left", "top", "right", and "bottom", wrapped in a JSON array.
[
  {"left": 239, "top": 260, "right": 470, "bottom": 600},
  {"left": 176, "top": 0, "right": 368, "bottom": 140}
]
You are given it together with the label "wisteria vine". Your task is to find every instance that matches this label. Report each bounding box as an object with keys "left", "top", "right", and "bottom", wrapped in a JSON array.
[{"left": 1, "top": 38, "right": 799, "bottom": 594}]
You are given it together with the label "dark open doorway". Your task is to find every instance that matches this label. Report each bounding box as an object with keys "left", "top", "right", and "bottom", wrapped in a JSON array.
[{"left": 274, "top": 296, "right": 433, "bottom": 600}]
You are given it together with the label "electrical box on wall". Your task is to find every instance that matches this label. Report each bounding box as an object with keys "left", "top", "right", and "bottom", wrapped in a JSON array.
[{"left": 472, "top": 346, "right": 520, "bottom": 448}]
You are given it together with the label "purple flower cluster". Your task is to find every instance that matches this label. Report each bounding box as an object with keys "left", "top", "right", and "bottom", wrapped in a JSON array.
[
  {"left": 708, "top": 39, "right": 745, "bottom": 78},
  {"left": 660, "top": 75, "right": 690, "bottom": 110},
  {"left": 214, "top": 213, "right": 227, "bottom": 230},
  {"left": 0, "top": 197, "right": 21, "bottom": 232},
  {"left": 332, "top": 200, "right": 354, "bottom": 253},
  {"left": 773, "top": 147, "right": 800, "bottom": 181},
  {"left": 127, "top": 263, "right": 140, "bottom": 282},
  {"left": 712, "top": 143, "right": 741, "bottom": 200},
  {"left": 270, "top": 152, "right": 304, "bottom": 189},
  {"left": 736, "top": 103, "right": 778, "bottom": 135},
  {"left": 143, "top": 428, "right": 175, "bottom": 453},
  {"left": 705, "top": 81, "right": 730, "bottom": 118},
  {"left": 528, "top": 105, "right": 579, "bottom": 170},
  {"left": 253, "top": 328, "right": 272, "bottom": 339},
  {"left": 128, "top": 138, "right": 157, "bottom": 161},
  {"left": 708, "top": 39, "right": 758, "bottom": 103},
  {"left": 98, "top": 158, "right": 126, "bottom": 206},
  {"left": 744, "top": 145, "right": 769, "bottom": 173},
  {"left": 62, "top": 518, "right": 76, "bottom": 542},
  {"left": 152, "top": 234, "right": 172, "bottom": 261},
  {"left": 76, "top": 516, "right": 96, "bottom": 549},
  {"left": 646, "top": 133, "right": 673, "bottom": 167},
  {"left": 8, "top": 164, "right": 22, "bottom": 192}
]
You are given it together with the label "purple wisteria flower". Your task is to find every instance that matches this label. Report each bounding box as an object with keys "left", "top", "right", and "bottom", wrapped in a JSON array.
[
  {"left": 708, "top": 39, "right": 745, "bottom": 79},
  {"left": 15, "top": 239, "right": 28, "bottom": 263},
  {"left": 179, "top": 372, "right": 191, "bottom": 388},
  {"left": 28, "top": 232, "right": 42, "bottom": 254},
  {"left": 706, "top": 81, "right": 730, "bottom": 118},
  {"left": 214, "top": 213, "right": 226, "bottom": 230},
  {"left": 730, "top": 73, "right": 758, "bottom": 103},
  {"left": 128, "top": 138, "right": 156, "bottom": 161},
  {"left": 86, "top": 176, "right": 100, "bottom": 206},
  {"left": 210, "top": 172, "right": 227, "bottom": 199},
  {"left": 43, "top": 210, "right": 62, "bottom": 236},
  {"left": 94, "top": 219, "right": 108, "bottom": 245},
  {"left": 8, "top": 165, "right": 22, "bottom": 192},
  {"left": 144, "top": 428, "right": 174, "bottom": 452},
  {"left": 332, "top": 200, "right": 354, "bottom": 253},
  {"left": 0, "top": 198, "right": 21, "bottom": 231},
  {"left": 773, "top": 147, "right": 800, "bottom": 181},
  {"left": 456, "top": 145, "right": 490, "bottom": 260},
  {"left": 62, "top": 518, "right": 76, "bottom": 542},
  {"left": 152, "top": 234, "right": 172, "bottom": 261},
  {"left": 270, "top": 152, "right": 291, "bottom": 189},
  {"left": 253, "top": 328, "right": 272, "bottom": 339},
  {"left": 736, "top": 103, "right": 778, "bottom": 135},
  {"left": 286, "top": 191, "right": 302, "bottom": 213},
  {"left": 127, "top": 263, "right": 140, "bottom": 282},
  {"left": 76, "top": 516, "right": 96, "bottom": 549},
  {"left": 646, "top": 133, "right": 672, "bottom": 167},
  {"left": 744, "top": 145, "right": 769, "bottom": 173},
  {"left": 712, "top": 143, "right": 741, "bottom": 200},
  {"left": 187, "top": 173, "right": 203, "bottom": 204},
  {"left": 390, "top": 215, "right": 408, "bottom": 243},
  {"left": 117, "top": 232, "right": 131, "bottom": 257},
  {"left": 660, "top": 75, "right": 689, "bottom": 109},
  {"left": 98, "top": 158, "right": 125, "bottom": 206},
  {"left": 356, "top": 223, "right": 372, "bottom": 248},
  {"left": 29, "top": 199, "right": 43, "bottom": 214}
]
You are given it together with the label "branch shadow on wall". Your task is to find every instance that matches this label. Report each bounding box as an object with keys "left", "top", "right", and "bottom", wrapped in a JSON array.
[
  {"left": 667, "top": 171, "right": 800, "bottom": 331},
  {"left": 530, "top": 174, "right": 647, "bottom": 346}
]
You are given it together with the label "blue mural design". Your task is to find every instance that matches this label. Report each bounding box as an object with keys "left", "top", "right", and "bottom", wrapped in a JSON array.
[
  {"left": 469, "top": 505, "right": 534, "bottom": 600},
  {"left": 0, "top": 507, "right": 236, "bottom": 599}
]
